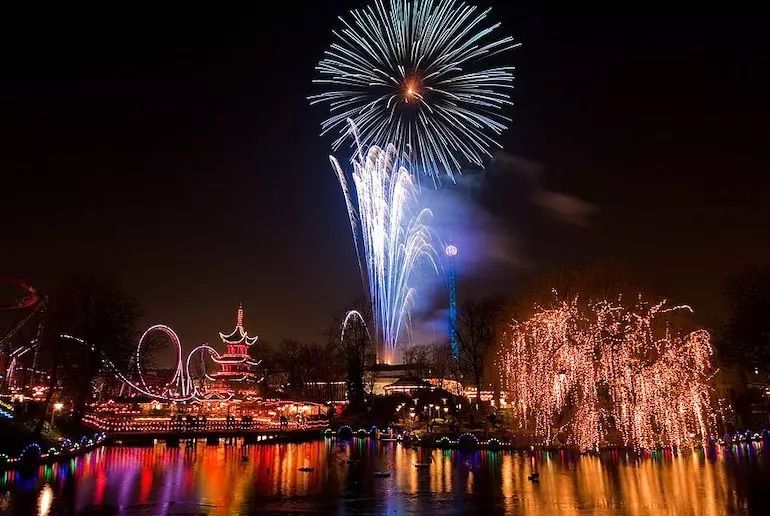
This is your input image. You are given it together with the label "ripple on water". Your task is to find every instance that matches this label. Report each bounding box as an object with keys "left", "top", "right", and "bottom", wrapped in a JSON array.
[{"left": 0, "top": 440, "right": 767, "bottom": 514}]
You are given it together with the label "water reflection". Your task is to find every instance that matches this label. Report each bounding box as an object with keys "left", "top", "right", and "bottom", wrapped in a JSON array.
[
  {"left": 37, "top": 484, "right": 52, "bottom": 515},
  {"left": 1, "top": 440, "right": 767, "bottom": 514}
]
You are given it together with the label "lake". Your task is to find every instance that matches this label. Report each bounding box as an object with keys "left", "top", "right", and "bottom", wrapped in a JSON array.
[{"left": 1, "top": 438, "right": 768, "bottom": 514}]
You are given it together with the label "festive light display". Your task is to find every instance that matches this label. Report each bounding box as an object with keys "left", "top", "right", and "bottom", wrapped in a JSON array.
[
  {"left": 445, "top": 244, "right": 459, "bottom": 359},
  {"left": 311, "top": 0, "right": 520, "bottom": 183},
  {"left": 84, "top": 399, "right": 328, "bottom": 435},
  {"left": 498, "top": 295, "right": 719, "bottom": 452},
  {"left": 136, "top": 325, "right": 185, "bottom": 396},
  {"left": 330, "top": 123, "right": 438, "bottom": 359},
  {"left": 83, "top": 415, "right": 327, "bottom": 435},
  {"left": 340, "top": 310, "right": 373, "bottom": 344},
  {"left": 211, "top": 304, "right": 262, "bottom": 384},
  {"left": 1, "top": 275, "right": 44, "bottom": 389},
  {"left": 60, "top": 333, "right": 195, "bottom": 402},
  {"left": 0, "top": 433, "right": 106, "bottom": 468},
  {"left": 62, "top": 315, "right": 264, "bottom": 403}
]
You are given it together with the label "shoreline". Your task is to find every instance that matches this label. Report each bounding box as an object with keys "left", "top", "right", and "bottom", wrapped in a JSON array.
[
  {"left": 4, "top": 428, "right": 766, "bottom": 471},
  {"left": 0, "top": 432, "right": 107, "bottom": 471},
  {"left": 325, "top": 427, "right": 770, "bottom": 453}
]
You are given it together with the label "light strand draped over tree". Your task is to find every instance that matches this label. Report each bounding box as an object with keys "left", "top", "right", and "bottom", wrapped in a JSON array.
[{"left": 498, "top": 294, "right": 719, "bottom": 451}]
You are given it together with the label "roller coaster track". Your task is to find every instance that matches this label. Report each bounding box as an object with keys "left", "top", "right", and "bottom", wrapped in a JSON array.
[
  {"left": 63, "top": 324, "right": 263, "bottom": 403},
  {"left": 0, "top": 276, "right": 263, "bottom": 402},
  {"left": 0, "top": 274, "right": 43, "bottom": 346},
  {"left": 0, "top": 274, "right": 40, "bottom": 311},
  {"left": 1, "top": 274, "right": 45, "bottom": 389}
]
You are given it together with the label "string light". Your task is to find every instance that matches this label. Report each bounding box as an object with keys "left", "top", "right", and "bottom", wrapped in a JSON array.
[
  {"left": 0, "top": 433, "right": 106, "bottom": 467},
  {"left": 60, "top": 305, "right": 264, "bottom": 403},
  {"left": 498, "top": 294, "right": 720, "bottom": 452}
]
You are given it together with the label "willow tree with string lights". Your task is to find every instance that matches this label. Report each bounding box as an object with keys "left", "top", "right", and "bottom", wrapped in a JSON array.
[{"left": 498, "top": 293, "right": 720, "bottom": 451}]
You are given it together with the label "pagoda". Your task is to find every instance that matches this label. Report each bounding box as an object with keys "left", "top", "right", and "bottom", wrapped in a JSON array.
[{"left": 209, "top": 304, "right": 260, "bottom": 388}]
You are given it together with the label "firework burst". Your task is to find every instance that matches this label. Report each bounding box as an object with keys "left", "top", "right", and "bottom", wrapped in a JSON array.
[
  {"left": 330, "top": 122, "right": 438, "bottom": 361},
  {"left": 311, "top": 0, "right": 520, "bottom": 183}
]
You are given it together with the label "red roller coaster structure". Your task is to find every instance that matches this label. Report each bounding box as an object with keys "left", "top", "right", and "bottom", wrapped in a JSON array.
[
  {"left": 0, "top": 274, "right": 44, "bottom": 392},
  {"left": 0, "top": 274, "right": 40, "bottom": 311}
]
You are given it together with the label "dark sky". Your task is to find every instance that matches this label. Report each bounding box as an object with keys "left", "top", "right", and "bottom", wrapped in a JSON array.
[{"left": 2, "top": 4, "right": 768, "bottom": 354}]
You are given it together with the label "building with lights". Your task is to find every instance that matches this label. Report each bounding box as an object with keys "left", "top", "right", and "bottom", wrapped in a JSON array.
[{"left": 208, "top": 304, "right": 261, "bottom": 394}]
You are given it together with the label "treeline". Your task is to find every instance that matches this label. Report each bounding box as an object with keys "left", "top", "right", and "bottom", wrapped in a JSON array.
[
  {"left": 7, "top": 263, "right": 768, "bottom": 431},
  {"left": 253, "top": 296, "right": 506, "bottom": 409},
  {"left": 2, "top": 274, "right": 144, "bottom": 435}
]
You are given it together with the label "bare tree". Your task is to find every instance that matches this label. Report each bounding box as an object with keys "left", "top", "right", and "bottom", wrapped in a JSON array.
[
  {"left": 326, "top": 300, "right": 375, "bottom": 413},
  {"left": 300, "top": 341, "right": 340, "bottom": 402},
  {"left": 721, "top": 266, "right": 770, "bottom": 373},
  {"left": 403, "top": 344, "right": 432, "bottom": 377},
  {"left": 45, "top": 274, "right": 142, "bottom": 423},
  {"left": 272, "top": 338, "right": 314, "bottom": 397},
  {"left": 454, "top": 297, "right": 503, "bottom": 403},
  {"left": 429, "top": 342, "right": 456, "bottom": 390}
]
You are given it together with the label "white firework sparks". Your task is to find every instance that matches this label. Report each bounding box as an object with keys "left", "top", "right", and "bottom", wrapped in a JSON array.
[
  {"left": 311, "top": 0, "right": 520, "bottom": 184},
  {"left": 330, "top": 122, "right": 438, "bottom": 360}
]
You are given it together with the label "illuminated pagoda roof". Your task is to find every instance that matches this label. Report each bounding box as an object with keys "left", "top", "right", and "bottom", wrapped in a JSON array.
[{"left": 219, "top": 303, "right": 258, "bottom": 346}]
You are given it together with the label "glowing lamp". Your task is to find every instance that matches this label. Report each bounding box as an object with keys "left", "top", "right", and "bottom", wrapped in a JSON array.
[
  {"left": 445, "top": 244, "right": 458, "bottom": 257},
  {"left": 53, "top": 402, "right": 64, "bottom": 412}
]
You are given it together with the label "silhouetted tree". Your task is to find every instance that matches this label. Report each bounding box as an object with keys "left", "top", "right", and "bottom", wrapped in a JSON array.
[
  {"left": 280, "top": 339, "right": 307, "bottom": 394},
  {"left": 721, "top": 267, "right": 770, "bottom": 373},
  {"left": 44, "top": 274, "right": 142, "bottom": 423},
  {"left": 302, "top": 342, "right": 340, "bottom": 401},
  {"left": 715, "top": 267, "right": 770, "bottom": 427},
  {"left": 454, "top": 297, "right": 503, "bottom": 403},
  {"left": 271, "top": 339, "right": 339, "bottom": 400},
  {"left": 403, "top": 344, "right": 432, "bottom": 377},
  {"left": 326, "top": 300, "right": 375, "bottom": 413},
  {"left": 428, "top": 342, "right": 457, "bottom": 391}
]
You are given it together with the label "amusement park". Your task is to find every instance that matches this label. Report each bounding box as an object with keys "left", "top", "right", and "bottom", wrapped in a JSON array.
[
  {"left": 2, "top": 2, "right": 770, "bottom": 514},
  {"left": 1, "top": 279, "right": 329, "bottom": 446}
]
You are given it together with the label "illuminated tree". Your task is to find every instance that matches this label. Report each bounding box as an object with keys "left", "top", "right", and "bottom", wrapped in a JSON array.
[{"left": 498, "top": 293, "right": 718, "bottom": 451}]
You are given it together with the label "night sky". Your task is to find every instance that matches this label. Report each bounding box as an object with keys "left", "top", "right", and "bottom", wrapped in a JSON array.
[{"left": 3, "top": 5, "right": 768, "bottom": 356}]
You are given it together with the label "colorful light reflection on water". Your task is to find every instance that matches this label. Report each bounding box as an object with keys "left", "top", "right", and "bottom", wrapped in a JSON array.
[{"left": 1, "top": 440, "right": 768, "bottom": 514}]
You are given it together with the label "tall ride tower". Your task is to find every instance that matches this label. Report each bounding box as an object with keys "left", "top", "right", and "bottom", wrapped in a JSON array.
[{"left": 445, "top": 244, "right": 459, "bottom": 359}]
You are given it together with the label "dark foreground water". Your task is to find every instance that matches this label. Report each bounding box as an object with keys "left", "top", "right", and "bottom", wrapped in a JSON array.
[{"left": 1, "top": 439, "right": 768, "bottom": 515}]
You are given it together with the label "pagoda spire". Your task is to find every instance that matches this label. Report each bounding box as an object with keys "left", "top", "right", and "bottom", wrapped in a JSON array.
[{"left": 220, "top": 303, "right": 258, "bottom": 346}]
